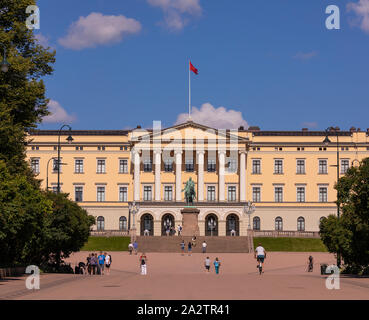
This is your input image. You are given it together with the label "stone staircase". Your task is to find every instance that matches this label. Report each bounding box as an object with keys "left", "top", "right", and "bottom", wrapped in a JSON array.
[{"left": 136, "top": 236, "right": 250, "bottom": 253}]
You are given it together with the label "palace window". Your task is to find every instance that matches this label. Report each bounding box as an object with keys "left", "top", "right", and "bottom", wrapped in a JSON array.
[
  {"left": 297, "top": 217, "right": 305, "bottom": 231},
  {"left": 164, "top": 186, "right": 173, "bottom": 201},
  {"left": 252, "top": 159, "right": 261, "bottom": 174},
  {"left": 97, "top": 216, "right": 105, "bottom": 231},
  {"left": 143, "top": 186, "right": 152, "bottom": 201},
  {"left": 97, "top": 146, "right": 105, "bottom": 151},
  {"left": 341, "top": 159, "right": 349, "bottom": 174},
  {"left": 164, "top": 160, "right": 173, "bottom": 172},
  {"left": 119, "top": 159, "right": 128, "bottom": 173},
  {"left": 297, "top": 187, "right": 305, "bottom": 202},
  {"left": 274, "top": 159, "right": 283, "bottom": 174},
  {"left": 275, "top": 217, "right": 283, "bottom": 231},
  {"left": 227, "top": 158, "right": 237, "bottom": 173},
  {"left": 296, "top": 159, "right": 305, "bottom": 174},
  {"left": 53, "top": 158, "right": 62, "bottom": 173},
  {"left": 185, "top": 159, "right": 194, "bottom": 172},
  {"left": 75, "top": 186, "right": 83, "bottom": 202},
  {"left": 119, "top": 216, "right": 127, "bottom": 231},
  {"left": 274, "top": 187, "right": 283, "bottom": 202},
  {"left": 319, "top": 187, "right": 328, "bottom": 202},
  {"left": 228, "top": 186, "right": 236, "bottom": 202},
  {"left": 252, "top": 187, "right": 261, "bottom": 202},
  {"left": 207, "top": 186, "right": 216, "bottom": 201},
  {"left": 207, "top": 159, "right": 216, "bottom": 172},
  {"left": 75, "top": 146, "right": 83, "bottom": 151},
  {"left": 253, "top": 216, "right": 261, "bottom": 230},
  {"left": 97, "top": 159, "right": 106, "bottom": 173},
  {"left": 97, "top": 186, "right": 105, "bottom": 202},
  {"left": 319, "top": 159, "right": 327, "bottom": 174},
  {"left": 75, "top": 159, "right": 84, "bottom": 173},
  {"left": 119, "top": 186, "right": 128, "bottom": 202},
  {"left": 31, "top": 158, "right": 40, "bottom": 174},
  {"left": 143, "top": 159, "right": 152, "bottom": 172}
]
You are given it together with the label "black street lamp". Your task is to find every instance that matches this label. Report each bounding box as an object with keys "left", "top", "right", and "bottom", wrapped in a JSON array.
[
  {"left": 57, "top": 124, "right": 73, "bottom": 193},
  {"left": 323, "top": 126, "right": 341, "bottom": 268},
  {"left": 1, "top": 45, "right": 10, "bottom": 73}
]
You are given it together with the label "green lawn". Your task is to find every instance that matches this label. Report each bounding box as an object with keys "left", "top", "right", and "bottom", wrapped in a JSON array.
[
  {"left": 253, "top": 237, "right": 328, "bottom": 252},
  {"left": 81, "top": 236, "right": 130, "bottom": 251}
]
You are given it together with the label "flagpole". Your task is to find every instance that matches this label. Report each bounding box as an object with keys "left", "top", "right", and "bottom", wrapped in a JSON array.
[{"left": 188, "top": 59, "right": 191, "bottom": 120}]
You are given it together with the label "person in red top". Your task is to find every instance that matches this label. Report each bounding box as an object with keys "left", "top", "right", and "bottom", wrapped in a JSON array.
[{"left": 139, "top": 253, "right": 147, "bottom": 275}]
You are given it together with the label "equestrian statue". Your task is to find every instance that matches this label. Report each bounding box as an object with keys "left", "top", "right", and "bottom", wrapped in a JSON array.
[{"left": 182, "top": 177, "right": 196, "bottom": 206}]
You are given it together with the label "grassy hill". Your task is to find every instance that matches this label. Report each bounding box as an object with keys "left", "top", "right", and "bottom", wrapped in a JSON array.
[{"left": 254, "top": 237, "right": 327, "bottom": 252}]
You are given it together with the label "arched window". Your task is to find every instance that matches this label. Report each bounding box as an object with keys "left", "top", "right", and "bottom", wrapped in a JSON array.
[
  {"left": 253, "top": 216, "right": 261, "bottom": 230},
  {"left": 97, "top": 216, "right": 105, "bottom": 231},
  {"left": 205, "top": 214, "right": 218, "bottom": 236},
  {"left": 226, "top": 214, "right": 239, "bottom": 236},
  {"left": 297, "top": 217, "right": 305, "bottom": 231},
  {"left": 119, "top": 216, "right": 127, "bottom": 231},
  {"left": 140, "top": 214, "right": 154, "bottom": 236},
  {"left": 275, "top": 217, "right": 283, "bottom": 231}
]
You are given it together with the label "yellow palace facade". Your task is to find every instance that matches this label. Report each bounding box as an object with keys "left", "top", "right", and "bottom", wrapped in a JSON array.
[{"left": 26, "top": 121, "right": 369, "bottom": 236}]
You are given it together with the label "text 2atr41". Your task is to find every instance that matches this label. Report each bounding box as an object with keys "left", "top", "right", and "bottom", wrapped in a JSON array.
[{"left": 137, "top": 304, "right": 230, "bottom": 317}]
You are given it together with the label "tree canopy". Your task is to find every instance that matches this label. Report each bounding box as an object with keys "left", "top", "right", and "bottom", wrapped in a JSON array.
[{"left": 320, "top": 157, "right": 369, "bottom": 274}]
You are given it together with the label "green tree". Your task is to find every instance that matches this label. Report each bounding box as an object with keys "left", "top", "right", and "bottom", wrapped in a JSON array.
[
  {"left": 320, "top": 158, "right": 369, "bottom": 274},
  {"left": 41, "top": 192, "right": 95, "bottom": 268},
  {"left": 0, "top": 161, "right": 53, "bottom": 266},
  {"left": 0, "top": 0, "right": 55, "bottom": 176}
]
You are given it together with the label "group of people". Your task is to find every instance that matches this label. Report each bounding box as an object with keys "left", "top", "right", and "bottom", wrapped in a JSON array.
[
  {"left": 81, "top": 252, "right": 112, "bottom": 275},
  {"left": 180, "top": 238, "right": 208, "bottom": 255},
  {"left": 128, "top": 240, "right": 138, "bottom": 255}
]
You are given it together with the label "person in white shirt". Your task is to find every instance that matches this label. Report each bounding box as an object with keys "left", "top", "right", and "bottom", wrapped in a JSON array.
[
  {"left": 204, "top": 257, "right": 211, "bottom": 272},
  {"left": 177, "top": 225, "right": 182, "bottom": 236},
  {"left": 254, "top": 243, "right": 267, "bottom": 270},
  {"left": 202, "top": 241, "right": 207, "bottom": 253},
  {"left": 105, "top": 253, "right": 112, "bottom": 275}
]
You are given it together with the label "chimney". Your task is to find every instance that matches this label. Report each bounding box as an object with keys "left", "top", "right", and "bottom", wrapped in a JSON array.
[{"left": 136, "top": 125, "right": 141, "bottom": 129}]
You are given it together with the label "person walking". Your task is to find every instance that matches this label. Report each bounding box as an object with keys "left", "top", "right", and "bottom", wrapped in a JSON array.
[
  {"left": 128, "top": 242, "right": 133, "bottom": 255},
  {"left": 139, "top": 252, "right": 147, "bottom": 275},
  {"left": 188, "top": 241, "right": 192, "bottom": 256},
  {"left": 133, "top": 240, "right": 138, "bottom": 255},
  {"left": 180, "top": 240, "right": 185, "bottom": 255},
  {"left": 307, "top": 255, "right": 314, "bottom": 272},
  {"left": 105, "top": 252, "right": 112, "bottom": 275},
  {"left": 87, "top": 254, "right": 92, "bottom": 275},
  {"left": 204, "top": 257, "right": 211, "bottom": 272},
  {"left": 202, "top": 241, "right": 207, "bottom": 253},
  {"left": 213, "top": 257, "right": 221, "bottom": 274},
  {"left": 90, "top": 253, "right": 97, "bottom": 275},
  {"left": 98, "top": 251, "right": 105, "bottom": 275}
]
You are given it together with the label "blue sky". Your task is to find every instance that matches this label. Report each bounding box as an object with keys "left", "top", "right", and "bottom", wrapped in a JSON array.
[{"left": 35, "top": 0, "right": 369, "bottom": 131}]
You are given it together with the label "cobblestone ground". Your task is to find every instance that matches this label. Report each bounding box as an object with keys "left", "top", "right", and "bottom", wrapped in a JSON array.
[{"left": 1, "top": 252, "right": 368, "bottom": 300}]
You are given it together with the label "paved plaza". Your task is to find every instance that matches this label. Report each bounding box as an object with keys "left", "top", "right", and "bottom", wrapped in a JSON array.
[{"left": 0, "top": 252, "right": 368, "bottom": 300}]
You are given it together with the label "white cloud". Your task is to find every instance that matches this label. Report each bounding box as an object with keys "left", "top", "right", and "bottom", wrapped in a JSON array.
[
  {"left": 58, "top": 12, "right": 142, "bottom": 50},
  {"left": 147, "top": 0, "right": 202, "bottom": 31},
  {"left": 293, "top": 51, "right": 318, "bottom": 60},
  {"left": 175, "top": 102, "right": 249, "bottom": 129},
  {"left": 302, "top": 122, "right": 318, "bottom": 129},
  {"left": 347, "top": 0, "right": 369, "bottom": 33},
  {"left": 34, "top": 33, "right": 51, "bottom": 48},
  {"left": 43, "top": 100, "right": 76, "bottom": 123}
]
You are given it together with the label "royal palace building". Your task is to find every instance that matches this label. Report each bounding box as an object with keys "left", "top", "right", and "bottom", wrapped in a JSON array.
[{"left": 26, "top": 121, "right": 369, "bottom": 236}]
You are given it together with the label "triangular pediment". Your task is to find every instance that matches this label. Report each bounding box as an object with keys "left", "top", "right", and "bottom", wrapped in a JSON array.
[{"left": 130, "top": 120, "right": 248, "bottom": 144}]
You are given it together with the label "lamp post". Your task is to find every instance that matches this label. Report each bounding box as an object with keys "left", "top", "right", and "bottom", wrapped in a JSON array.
[
  {"left": 46, "top": 157, "right": 67, "bottom": 191},
  {"left": 1, "top": 45, "right": 10, "bottom": 73},
  {"left": 129, "top": 201, "right": 140, "bottom": 242},
  {"left": 244, "top": 201, "right": 256, "bottom": 253},
  {"left": 323, "top": 127, "right": 341, "bottom": 268},
  {"left": 57, "top": 124, "right": 73, "bottom": 193}
]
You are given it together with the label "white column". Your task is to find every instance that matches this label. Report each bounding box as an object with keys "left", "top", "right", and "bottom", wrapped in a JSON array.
[
  {"left": 197, "top": 151, "right": 205, "bottom": 201},
  {"left": 133, "top": 150, "right": 140, "bottom": 201},
  {"left": 218, "top": 151, "right": 226, "bottom": 201},
  {"left": 154, "top": 150, "right": 161, "bottom": 201},
  {"left": 175, "top": 150, "right": 182, "bottom": 201},
  {"left": 240, "top": 151, "right": 246, "bottom": 202}
]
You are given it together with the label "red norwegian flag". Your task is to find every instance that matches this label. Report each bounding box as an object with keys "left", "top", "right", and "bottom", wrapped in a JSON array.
[{"left": 189, "top": 61, "right": 198, "bottom": 75}]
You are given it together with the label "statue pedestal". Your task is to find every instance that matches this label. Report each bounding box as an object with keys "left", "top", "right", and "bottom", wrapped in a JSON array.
[{"left": 181, "top": 207, "right": 200, "bottom": 236}]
